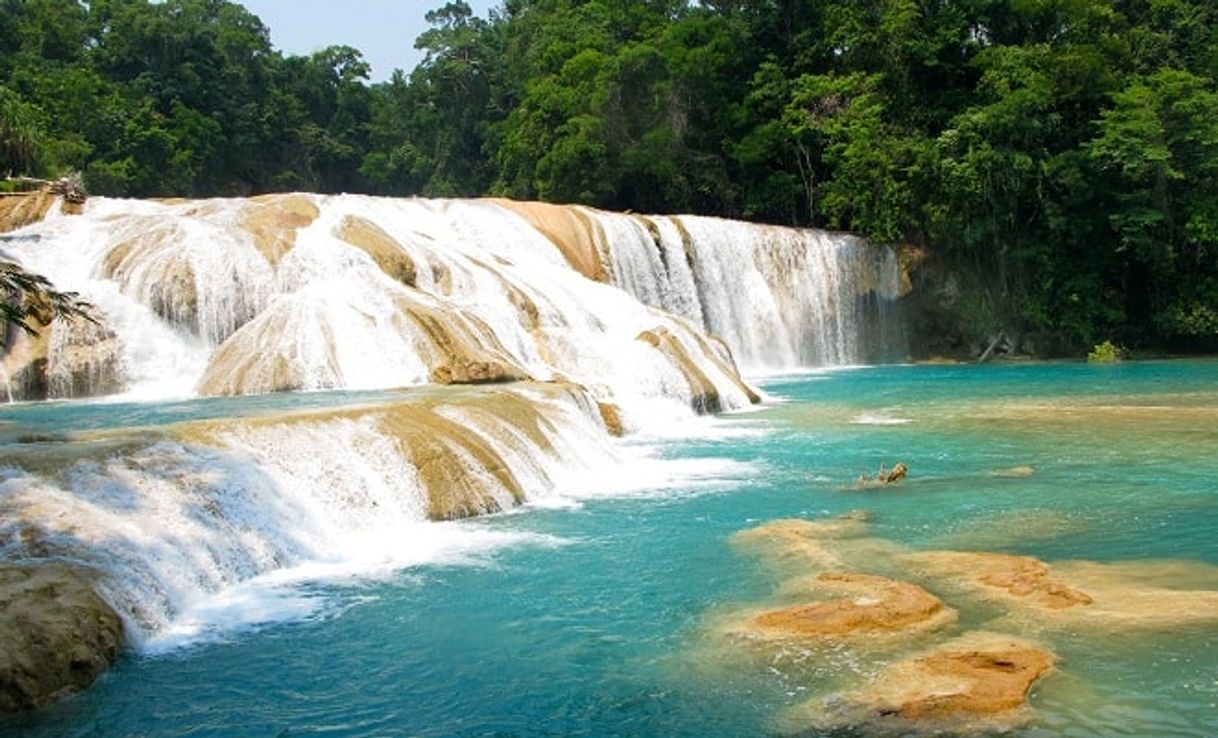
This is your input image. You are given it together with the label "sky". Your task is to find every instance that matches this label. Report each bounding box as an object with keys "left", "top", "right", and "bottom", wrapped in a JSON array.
[{"left": 239, "top": 1, "right": 499, "bottom": 83}]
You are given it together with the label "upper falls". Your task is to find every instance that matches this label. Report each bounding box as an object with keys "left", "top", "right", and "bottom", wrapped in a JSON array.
[{"left": 1, "top": 194, "right": 905, "bottom": 411}]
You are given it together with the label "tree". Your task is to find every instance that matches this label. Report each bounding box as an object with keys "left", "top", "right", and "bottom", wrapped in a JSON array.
[
  {"left": 1089, "top": 68, "right": 1218, "bottom": 343},
  {"left": 0, "top": 86, "right": 45, "bottom": 177},
  {"left": 0, "top": 261, "right": 94, "bottom": 335}
]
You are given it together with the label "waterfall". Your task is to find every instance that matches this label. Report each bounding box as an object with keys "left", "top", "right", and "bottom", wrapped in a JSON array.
[
  {"left": 577, "top": 210, "right": 907, "bottom": 370},
  {"left": 0, "top": 193, "right": 904, "bottom": 651}
]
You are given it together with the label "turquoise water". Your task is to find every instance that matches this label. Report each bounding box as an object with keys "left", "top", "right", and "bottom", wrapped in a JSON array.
[{"left": 5, "top": 361, "right": 1218, "bottom": 737}]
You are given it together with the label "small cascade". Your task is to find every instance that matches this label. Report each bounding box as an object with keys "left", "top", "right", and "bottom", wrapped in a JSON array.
[
  {"left": 46, "top": 318, "right": 126, "bottom": 398},
  {"left": 0, "top": 195, "right": 763, "bottom": 413}
]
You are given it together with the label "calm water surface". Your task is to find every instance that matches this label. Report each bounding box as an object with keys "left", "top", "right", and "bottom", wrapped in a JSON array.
[{"left": 5, "top": 361, "right": 1217, "bottom": 737}]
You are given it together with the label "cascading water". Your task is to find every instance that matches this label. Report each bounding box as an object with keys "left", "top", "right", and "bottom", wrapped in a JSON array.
[
  {"left": 0, "top": 193, "right": 904, "bottom": 661},
  {"left": 0, "top": 383, "right": 623, "bottom": 647},
  {"left": 578, "top": 210, "right": 908, "bottom": 369}
]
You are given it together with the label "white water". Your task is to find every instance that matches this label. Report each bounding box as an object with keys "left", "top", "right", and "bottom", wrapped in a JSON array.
[
  {"left": 1, "top": 195, "right": 902, "bottom": 406},
  {"left": 0, "top": 384, "right": 640, "bottom": 648}
]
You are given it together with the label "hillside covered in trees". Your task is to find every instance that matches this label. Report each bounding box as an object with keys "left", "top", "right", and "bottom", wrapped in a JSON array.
[{"left": 2, "top": 0, "right": 1217, "bottom": 353}]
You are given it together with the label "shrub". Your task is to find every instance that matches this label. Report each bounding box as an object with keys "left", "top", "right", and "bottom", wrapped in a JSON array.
[{"left": 1087, "top": 340, "right": 1123, "bottom": 363}]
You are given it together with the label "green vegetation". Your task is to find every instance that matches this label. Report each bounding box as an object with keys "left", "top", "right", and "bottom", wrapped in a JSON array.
[
  {"left": 1087, "top": 340, "right": 1124, "bottom": 363},
  {"left": 1, "top": 0, "right": 1217, "bottom": 353},
  {"left": 0, "top": 260, "right": 94, "bottom": 334}
]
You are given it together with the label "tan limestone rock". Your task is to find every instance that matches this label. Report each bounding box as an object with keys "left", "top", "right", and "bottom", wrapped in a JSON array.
[
  {"left": 240, "top": 193, "right": 320, "bottom": 266},
  {"left": 491, "top": 199, "right": 609, "bottom": 282},
  {"left": 597, "top": 402, "right": 624, "bottom": 437},
  {"left": 0, "top": 564, "right": 125, "bottom": 714},
  {"left": 334, "top": 215, "right": 418, "bottom": 287},
  {"left": 0, "top": 190, "right": 56, "bottom": 233},
  {"left": 902, "top": 551, "right": 1094, "bottom": 611}
]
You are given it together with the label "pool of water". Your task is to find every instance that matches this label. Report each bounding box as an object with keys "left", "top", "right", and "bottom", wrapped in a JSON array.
[{"left": 5, "top": 361, "right": 1218, "bottom": 737}]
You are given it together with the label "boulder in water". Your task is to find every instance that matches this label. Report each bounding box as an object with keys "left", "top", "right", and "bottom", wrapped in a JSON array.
[
  {"left": 793, "top": 632, "right": 1055, "bottom": 734},
  {"left": 0, "top": 564, "right": 124, "bottom": 713},
  {"left": 739, "top": 572, "right": 954, "bottom": 640},
  {"left": 856, "top": 462, "right": 908, "bottom": 489}
]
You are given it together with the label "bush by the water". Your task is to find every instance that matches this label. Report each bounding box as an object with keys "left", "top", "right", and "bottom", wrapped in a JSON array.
[{"left": 1087, "top": 341, "right": 1123, "bottom": 363}]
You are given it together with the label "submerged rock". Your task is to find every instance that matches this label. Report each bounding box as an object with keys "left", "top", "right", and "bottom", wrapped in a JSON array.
[
  {"left": 0, "top": 564, "right": 124, "bottom": 713},
  {"left": 732, "top": 511, "right": 903, "bottom": 572},
  {"left": 904, "top": 550, "right": 1218, "bottom": 629},
  {"left": 990, "top": 465, "right": 1036, "bottom": 478},
  {"left": 903, "top": 551, "right": 1093, "bottom": 611}
]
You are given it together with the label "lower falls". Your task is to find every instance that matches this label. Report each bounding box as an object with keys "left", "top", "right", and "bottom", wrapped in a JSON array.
[{"left": 0, "top": 194, "right": 905, "bottom": 710}]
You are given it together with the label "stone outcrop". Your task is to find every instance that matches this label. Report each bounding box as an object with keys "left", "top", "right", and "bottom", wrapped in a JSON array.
[
  {"left": 0, "top": 564, "right": 124, "bottom": 714},
  {"left": 99, "top": 216, "right": 206, "bottom": 330},
  {"left": 0, "top": 190, "right": 57, "bottom": 234},
  {"left": 596, "top": 402, "right": 625, "bottom": 437},
  {"left": 636, "top": 325, "right": 758, "bottom": 412},
  {"left": 335, "top": 215, "right": 418, "bottom": 287},
  {"left": 0, "top": 317, "right": 126, "bottom": 402}
]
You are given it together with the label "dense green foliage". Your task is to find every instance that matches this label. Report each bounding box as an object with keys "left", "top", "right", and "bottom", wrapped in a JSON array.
[{"left": 2, "top": 0, "right": 1217, "bottom": 351}]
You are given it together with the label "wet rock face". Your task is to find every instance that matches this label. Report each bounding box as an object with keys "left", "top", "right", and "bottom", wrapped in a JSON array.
[{"left": 0, "top": 565, "right": 124, "bottom": 714}]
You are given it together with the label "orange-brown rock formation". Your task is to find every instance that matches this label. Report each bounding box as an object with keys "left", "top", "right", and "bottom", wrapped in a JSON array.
[
  {"left": 793, "top": 632, "right": 1056, "bottom": 734},
  {"left": 741, "top": 573, "right": 954, "bottom": 640},
  {"left": 903, "top": 550, "right": 1218, "bottom": 629}
]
